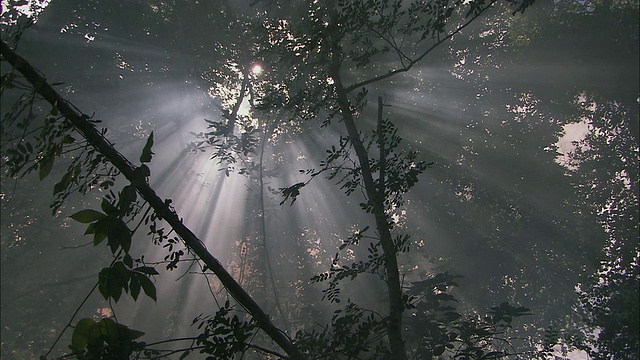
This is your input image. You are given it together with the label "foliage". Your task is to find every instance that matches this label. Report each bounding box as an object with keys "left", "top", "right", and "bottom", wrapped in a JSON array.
[
  {"left": 405, "top": 273, "right": 531, "bottom": 359},
  {"left": 569, "top": 94, "right": 640, "bottom": 359},
  {"left": 68, "top": 318, "right": 145, "bottom": 360},
  {"left": 8, "top": 0, "right": 638, "bottom": 359},
  {"left": 294, "top": 300, "right": 390, "bottom": 359},
  {"left": 192, "top": 301, "right": 257, "bottom": 359}
]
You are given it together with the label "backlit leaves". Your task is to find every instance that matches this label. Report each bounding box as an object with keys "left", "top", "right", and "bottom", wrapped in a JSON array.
[
  {"left": 70, "top": 317, "right": 145, "bottom": 358},
  {"left": 193, "top": 300, "right": 257, "bottom": 359},
  {"left": 98, "top": 260, "right": 158, "bottom": 303}
]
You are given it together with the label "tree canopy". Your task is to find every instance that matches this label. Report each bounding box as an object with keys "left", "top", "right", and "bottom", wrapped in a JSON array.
[{"left": 1, "top": 0, "right": 638, "bottom": 359}]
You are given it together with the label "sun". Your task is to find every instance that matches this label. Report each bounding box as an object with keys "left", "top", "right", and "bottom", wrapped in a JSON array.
[{"left": 251, "top": 64, "right": 263, "bottom": 75}]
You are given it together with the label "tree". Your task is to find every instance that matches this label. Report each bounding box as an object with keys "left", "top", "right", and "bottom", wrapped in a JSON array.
[
  {"left": 569, "top": 94, "right": 639, "bottom": 359},
  {"left": 13, "top": 0, "right": 640, "bottom": 359},
  {"left": 438, "top": 1, "right": 639, "bottom": 357}
]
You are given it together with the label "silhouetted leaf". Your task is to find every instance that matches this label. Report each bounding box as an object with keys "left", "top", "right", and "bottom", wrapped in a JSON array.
[
  {"left": 71, "top": 318, "right": 98, "bottom": 350},
  {"left": 137, "top": 273, "right": 157, "bottom": 301},
  {"left": 53, "top": 171, "right": 72, "bottom": 195},
  {"left": 39, "top": 155, "right": 54, "bottom": 180},
  {"left": 140, "top": 132, "right": 154, "bottom": 163},
  {"left": 70, "top": 209, "right": 106, "bottom": 223}
]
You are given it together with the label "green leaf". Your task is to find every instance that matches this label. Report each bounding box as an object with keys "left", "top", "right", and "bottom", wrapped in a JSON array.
[
  {"left": 108, "top": 275, "right": 123, "bottom": 302},
  {"left": 53, "top": 171, "right": 72, "bottom": 195},
  {"left": 113, "top": 261, "right": 132, "bottom": 288},
  {"left": 72, "top": 318, "right": 98, "bottom": 350},
  {"left": 62, "top": 134, "right": 76, "bottom": 144},
  {"left": 70, "top": 209, "right": 106, "bottom": 223},
  {"left": 101, "top": 199, "right": 118, "bottom": 215},
  {"left": 92, "top": 217, "right": 112, "bottom": 246},
  {"left": 125, "top": 326, "right": 145, "bottom": 341},
  {"left": 98, "top": 268, "right": 111, "bottom": 300},
  {"left": 93, "top": 231, "right": 107, "bottom": 246},
  {"left": 106, "top": 220, "right": 132, "bottom": 254},
  {"left": 137, "top": 273, "right": 157, "bottom": 301},
  {"left": 39, "top": 155, "right": 54, "bottom": 180},
  {"left": 130, "top": 276, "right": 141, "bottom": 300},
  {"left": 134, "top": 266, "right": 159, "bottom": 275},
  {"left": 98, "top": 318, "right": 119, "bottom": 344},
  {"left": 123, "top": 254, "right": 133, "bottom": 268},
  {"left": 140, "top": 132, "right": 154, "bottom": 163},
  {"left": 119, "top": 185, "right": 137, "bottom": 214},
  {"left": 98, "top": 264, "right": 126, "bottom": 302},
  {"left": 84, "top": 223, "right": 96, "bottom": 235}
]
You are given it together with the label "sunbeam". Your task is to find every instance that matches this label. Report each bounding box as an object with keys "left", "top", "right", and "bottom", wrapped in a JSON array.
[{"left": 1, "top": 1, "right": 637, "bottom": 359}]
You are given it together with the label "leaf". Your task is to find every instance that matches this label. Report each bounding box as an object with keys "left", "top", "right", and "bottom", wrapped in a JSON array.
[
  {"left": 84, "top": 223, "right": 96, "bottom": 235},
  {"left": 106, "top": 220, "right": 132, "bottom": 254},
  {"left": 91, "top": 217, "right": 112, "bottom": 246},
  {"left": 134, "top": 266, "right": 159, "bottom": 275},
  {"left": 53, "top": 171, "right": 72, "bottom": 195},
  {"left": 98, "top": 268, "right": 111, "bottom": 300},
  {"left": 125, "top": 326, "right": 145, "bottom": 341},
  {"left": 137, "top": 273, "right": 157, "bottom": 301},
  {"left": 130, "top": 276, "right": 141, "bottom": 300},
  {"left": 123, "top": 254, "right": 133, "bottom": 268},
  {"left": 119, "top": 185, "right": 137, "bottom": 214},
  {"left": 140, "top": 132, "right": 154, "bottom": 163},
  {"left": 93, "top": 231, "right": 107, "bottom": 246},
  {"left": 108, "top": 275, "right": 123, "bottom": 302},
  {"left": 70, "top": 209, "right": 106, "bottom": 223},
  {"left": 101, "top": 198, "right": 118, "bottom": 215},
  {"left": 62, "top": 134, "right": 75, "bottom": 144},
  {"left": 71, "top": 318, "right": 98, "bottom": 350},
  {"left": 98, "top": 318, "right": 119, "bottom": 344},
  {"left": 39, "top": 155, "right": 54, "bottom": 180}
]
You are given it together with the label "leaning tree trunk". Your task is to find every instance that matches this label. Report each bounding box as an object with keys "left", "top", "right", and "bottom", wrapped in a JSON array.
[{"left": 0, "top": 39, "right": 304, "bottom": 360}]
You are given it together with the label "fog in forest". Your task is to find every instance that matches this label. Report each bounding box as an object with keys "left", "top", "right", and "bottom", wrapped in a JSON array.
[{"left": 1, "top": 1, "right": 638, "bottom": 359}]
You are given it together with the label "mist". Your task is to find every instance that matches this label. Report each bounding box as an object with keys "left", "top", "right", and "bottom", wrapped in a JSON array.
[{"left": 1, "top": 1, "right": 638, "bottom": 359}]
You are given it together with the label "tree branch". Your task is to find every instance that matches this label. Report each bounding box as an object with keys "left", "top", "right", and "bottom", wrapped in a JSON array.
[{"left": 345, "top": 0, "right": 498, "bottom": 93}]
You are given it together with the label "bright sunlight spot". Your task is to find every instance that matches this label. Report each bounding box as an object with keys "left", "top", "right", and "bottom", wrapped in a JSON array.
[{"left": 251, "top": 64, "right": 263, "bottom": 75}]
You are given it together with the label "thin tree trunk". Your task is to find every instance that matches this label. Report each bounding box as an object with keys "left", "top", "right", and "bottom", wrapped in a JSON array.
[
  {"left": 1, "top": 39, "right": 304, "bottom": 360},
  {"left": 329, "top": 54, "right": 408, "bottom": 360}
]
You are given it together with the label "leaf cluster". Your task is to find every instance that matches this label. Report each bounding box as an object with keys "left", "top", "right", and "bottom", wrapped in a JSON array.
[
  {"left": 97, "top": 258, "right": 158, "bottom": 303},
  {"left": 1, "top": 75, "right": 118, "bottom": 213},
  {"left": 310, "top": 239, "right": 385, "bottom": 304},
  {"left": 68, "top": 318, "right": 145, "bottom": 360},
  {"left": 405, "top": 273, "right": 532, "bottom": 359},
  {"left": 190, "top": 120, "right": 259, "bottom": 177},
  {"left": 369, "top": 118, "right": 430, "bottom": 218},
  {"left": 294, "top": 300, "right": 390, "bottom": 359},
  {"left": 192, "top": 300, "right": 257, "bottom": 359}
]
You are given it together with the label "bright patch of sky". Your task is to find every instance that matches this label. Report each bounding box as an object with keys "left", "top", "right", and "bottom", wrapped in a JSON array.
[
  {"left": 0, "top": 0, "right": 51, "bottom": 24},
  {"left": 556, "top": 120, "right": 590, "bottom": 169}
]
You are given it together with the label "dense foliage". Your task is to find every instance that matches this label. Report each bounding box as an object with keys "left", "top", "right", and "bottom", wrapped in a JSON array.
[{"left": 1, "top": 0, "right": 638, "bottom": 359}]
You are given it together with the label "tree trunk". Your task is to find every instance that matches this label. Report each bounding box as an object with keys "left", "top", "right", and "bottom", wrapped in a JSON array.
[{"left": 329, "top": 50, "right": 408, "bottom": 360}]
